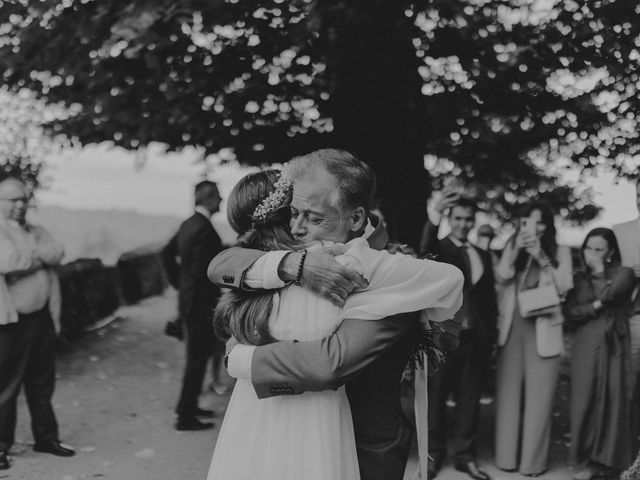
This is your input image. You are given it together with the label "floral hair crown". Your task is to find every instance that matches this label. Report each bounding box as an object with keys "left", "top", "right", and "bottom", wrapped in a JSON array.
[{"left": 251, "top": 164, "right": 292, "bottom": 222}]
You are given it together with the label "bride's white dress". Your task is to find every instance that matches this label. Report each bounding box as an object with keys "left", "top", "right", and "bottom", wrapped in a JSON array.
[
  {"left": 207, "top": 283, "right": 359, "bottom": 480},
  {"left": 207, "top": 238, "right": 464, "bottom": 480}
]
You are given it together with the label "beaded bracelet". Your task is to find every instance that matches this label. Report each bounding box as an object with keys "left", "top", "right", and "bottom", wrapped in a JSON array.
[{"left": 295, "top": 249, "right": 308, "bottom": 286}]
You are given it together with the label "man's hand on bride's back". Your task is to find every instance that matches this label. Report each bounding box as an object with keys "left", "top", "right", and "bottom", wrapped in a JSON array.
[{"left": 278, "top": 247, "right": 368, "bottom": 307}]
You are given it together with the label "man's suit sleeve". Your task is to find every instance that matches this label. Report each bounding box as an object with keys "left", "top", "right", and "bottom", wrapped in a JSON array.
[
  {"left": 250, "top": 312, "right": 415, "bottom": 399},
  {"left": 161, "top": 232, "right": 180, "bottom": 289},
  {"left": 187, "top": 224, "right": 220, "bottom": 286},
  {"left": 207, "top": 246, "right": 268, "bottom": 290},
  {"left": 419, "top": 220, "right": 440, "bottom": 257}
]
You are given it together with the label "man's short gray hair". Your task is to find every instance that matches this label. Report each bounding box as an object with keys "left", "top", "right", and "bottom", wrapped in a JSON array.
[{"left": 287, "top": 149, "right": 376, "bottom": 214}]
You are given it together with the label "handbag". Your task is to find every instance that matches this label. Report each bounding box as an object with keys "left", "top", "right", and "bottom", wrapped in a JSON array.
[
  {"left": 535, "top": 316, "right": 564, "bottom": 358},
  {"left": 517, "top": 257, "right": 561, "bottom": 318}
]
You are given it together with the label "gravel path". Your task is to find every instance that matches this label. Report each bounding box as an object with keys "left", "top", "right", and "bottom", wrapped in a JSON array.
[{"left": 7, "top": 292, "right": 227, "bottom": 480}]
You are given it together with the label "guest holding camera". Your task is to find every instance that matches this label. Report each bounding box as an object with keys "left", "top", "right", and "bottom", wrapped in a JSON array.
[
  {"left": 419, "top": 188, "right": 497, "bottom": 480},
  {"left": 564, "top": 228, "right": 635, "bottom": 480},
  {"left": 494, "top": 201, "right": 573, "bottom": 476}
]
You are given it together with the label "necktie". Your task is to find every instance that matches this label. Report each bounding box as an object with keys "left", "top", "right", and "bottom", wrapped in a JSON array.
[{"left": 460, "top": 244, "right": 472, "bottom": 289}]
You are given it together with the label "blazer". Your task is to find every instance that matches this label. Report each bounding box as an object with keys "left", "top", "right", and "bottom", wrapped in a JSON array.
[
  {"left": 613, "top": 218, "right": 640, "bottom": 316},
  {"left": 420, "top": 220, "right": 498, "bottom": 347},
  {"left": 207, "top": 220, "right": 423, "bottom": 480},
  {"left": 495, "top": 241, "right": 573, "bottom": 354},
  {"left": 162, "top": 212, "right": 222, "bottom": 320}
]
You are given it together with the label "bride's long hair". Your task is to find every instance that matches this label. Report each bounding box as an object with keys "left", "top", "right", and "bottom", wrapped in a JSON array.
[{"left": 213, "top": 169, "right": 301, "bottom": 346}]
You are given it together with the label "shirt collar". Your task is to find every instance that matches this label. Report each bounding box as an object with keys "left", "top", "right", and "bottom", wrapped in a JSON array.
[
  {"left": 448, "top": 235, "right": 469, "bottom": 248},
  {"left": 195, "top": 205, "right": 212, "bottom": 220},
  {"left": 361, "top": 219, "right": 376, "bottom": 240}
]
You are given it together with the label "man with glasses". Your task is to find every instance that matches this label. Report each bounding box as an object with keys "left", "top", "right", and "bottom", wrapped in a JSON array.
[{"left": 0, "top": 177, "right": 74, "bottom": 470}]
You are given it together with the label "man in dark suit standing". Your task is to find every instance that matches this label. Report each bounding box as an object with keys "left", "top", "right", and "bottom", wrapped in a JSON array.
[
  {"left": 162, "top": 181, "right": 223, "bottom": 431},
  {"left": 419, "top": 191, "right": 498, "bottom": 480}
]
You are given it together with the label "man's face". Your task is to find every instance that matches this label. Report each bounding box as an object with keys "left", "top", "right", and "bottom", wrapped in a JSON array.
[
  {"left": 289, "top": 169, "right": 355, "bottom": 244},
  {"left": 448, "top": 205, "right": 475, "bottom": 242},
  {"left": 0, "top": 180, "right": 28, "bottom": 224}
]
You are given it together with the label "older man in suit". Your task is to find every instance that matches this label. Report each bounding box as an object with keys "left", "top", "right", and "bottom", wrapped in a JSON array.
[
  {"left": 162, "top": 180, "right": 224, "bottom": 431},
  {"left": 419, "top": 190, "right": 498, "bottom": 480},
  {"left": 208, "top": 149, "right": 464, "bottom": 480},
  {"left": 0, "top": 177, "right": 73, "bottom": 470}
]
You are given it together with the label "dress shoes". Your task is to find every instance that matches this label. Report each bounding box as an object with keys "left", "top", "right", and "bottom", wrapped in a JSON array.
[
  {"left": 572, "top": 464, "right": 617, "bottom": 480},
  {"left": 0, "top": 451, "right": 10, "bottom": 470},
  {"left": 175, "top": 418, "right": 215, "bottom": 431},
  {"left": 33, "top": 441, "right": 75, "bottom": 457},
  {"left": 195, "top": 408, "right": 216, "bottom": 418},
  {"left": 455, "top": 461, "right": 491, "bottom": 480}
]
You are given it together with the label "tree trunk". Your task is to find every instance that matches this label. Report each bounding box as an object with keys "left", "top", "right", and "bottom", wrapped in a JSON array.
[{"left": 327, "top": 3, "right": 429, "bottom": 247}]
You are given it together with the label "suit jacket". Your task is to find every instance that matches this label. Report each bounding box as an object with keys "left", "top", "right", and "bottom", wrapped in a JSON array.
[
  {"left": 613, "top": 218, "right": 640, "bottom": 316},
  {"left": 207, "top": 220, "right": 419, "bottom": 480},
  {"left": 420, "top": 220, "right": 498, "bottom": 348},
  {"left": 162, "top": 212, "right": 222, "bottom": 320}
]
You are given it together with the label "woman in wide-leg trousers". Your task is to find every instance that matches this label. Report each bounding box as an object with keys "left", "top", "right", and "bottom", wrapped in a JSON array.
[{"left": 495, "top": 307, "right": 560, "bottom": 475}]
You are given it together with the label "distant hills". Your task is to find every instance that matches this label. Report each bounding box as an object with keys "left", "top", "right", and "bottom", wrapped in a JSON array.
[{"left": 30, "top": 205, "right": 237, "bottom": 265}]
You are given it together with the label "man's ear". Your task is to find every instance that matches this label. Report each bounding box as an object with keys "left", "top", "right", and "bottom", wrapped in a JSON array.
[{"left": 349, "top": 206, "right": 367, "bottom": 233}]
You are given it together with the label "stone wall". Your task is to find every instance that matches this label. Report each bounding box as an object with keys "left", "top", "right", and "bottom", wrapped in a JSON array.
[
  {"left": 116, "top": 242, "right": 168, "bottom": 305},
  {"left": 57, "top": 259, "right": 122, "bottom": 338},
  {"left": 57, "top": 244, "right": 168, "bottom": 338}
]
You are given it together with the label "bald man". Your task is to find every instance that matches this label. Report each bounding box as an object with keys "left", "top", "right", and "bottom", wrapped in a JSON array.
[{"left": 0, "top": 177, "right": 73, "bottom": 470}]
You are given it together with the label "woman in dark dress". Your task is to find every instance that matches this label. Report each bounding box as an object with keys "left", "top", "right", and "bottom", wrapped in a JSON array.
[{"left": 564, "top": 228, "right": 636, "bottom": 480}]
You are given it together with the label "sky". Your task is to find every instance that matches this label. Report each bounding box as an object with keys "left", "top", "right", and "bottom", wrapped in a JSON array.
[
  {"left": 37, "top": 143, "right": 638, "bottom": 246},
  {"left": 38, "top": 143, "right": 257, "bottom": 222}
]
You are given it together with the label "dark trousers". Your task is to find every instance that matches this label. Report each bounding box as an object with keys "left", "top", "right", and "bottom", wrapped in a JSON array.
[
  {"left": 175, "top": 311, "right": 217, "bottom": 420},
  {"left": 0, "top": 308, "right": 59, "bottom": 451},
  {"left": 428, "top": 329, "right": 486, "bottom": 464}
]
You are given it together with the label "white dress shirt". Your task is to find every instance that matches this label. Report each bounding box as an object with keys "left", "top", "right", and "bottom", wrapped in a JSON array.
[{"left": 0, "top": 220, "right": 64, "bottom": 319}]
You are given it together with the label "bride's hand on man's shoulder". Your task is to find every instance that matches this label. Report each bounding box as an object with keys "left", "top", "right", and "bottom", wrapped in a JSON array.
[{"left": 285, "top": 248, "right": 368, "bottom": 307}]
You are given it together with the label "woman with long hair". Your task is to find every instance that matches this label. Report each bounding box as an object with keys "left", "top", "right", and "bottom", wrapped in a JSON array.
[
  {"left": 564, "top": 228, "right": 635, "bottom": 480},
  {"left": 494, "top": 200, "right": 573, "bottom": 476},
  {"left": 207, "top": 167, "right": 463, "bottom": 480}
]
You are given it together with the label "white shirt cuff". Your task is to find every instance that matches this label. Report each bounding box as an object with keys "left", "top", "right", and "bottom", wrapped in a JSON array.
[
  {"left": 244, "top": 251, "right": 289, "bottom": 289},
  {"left": 227, "top": 344, "right": 256, "bottom": 381}
]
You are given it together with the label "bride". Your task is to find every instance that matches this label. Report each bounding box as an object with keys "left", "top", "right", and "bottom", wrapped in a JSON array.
[{"left": 207, "top": 167, "right": 463, "bottom": 480}]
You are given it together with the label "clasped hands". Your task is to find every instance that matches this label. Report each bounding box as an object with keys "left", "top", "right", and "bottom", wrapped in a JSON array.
[{"left": 279, "top": 245, "right": 368, "bottom": 307}]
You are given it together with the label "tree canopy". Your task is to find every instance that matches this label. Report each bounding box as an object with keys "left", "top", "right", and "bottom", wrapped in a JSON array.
[{"left": 1, "top": 0, "right": 638, "bottom": 244}]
